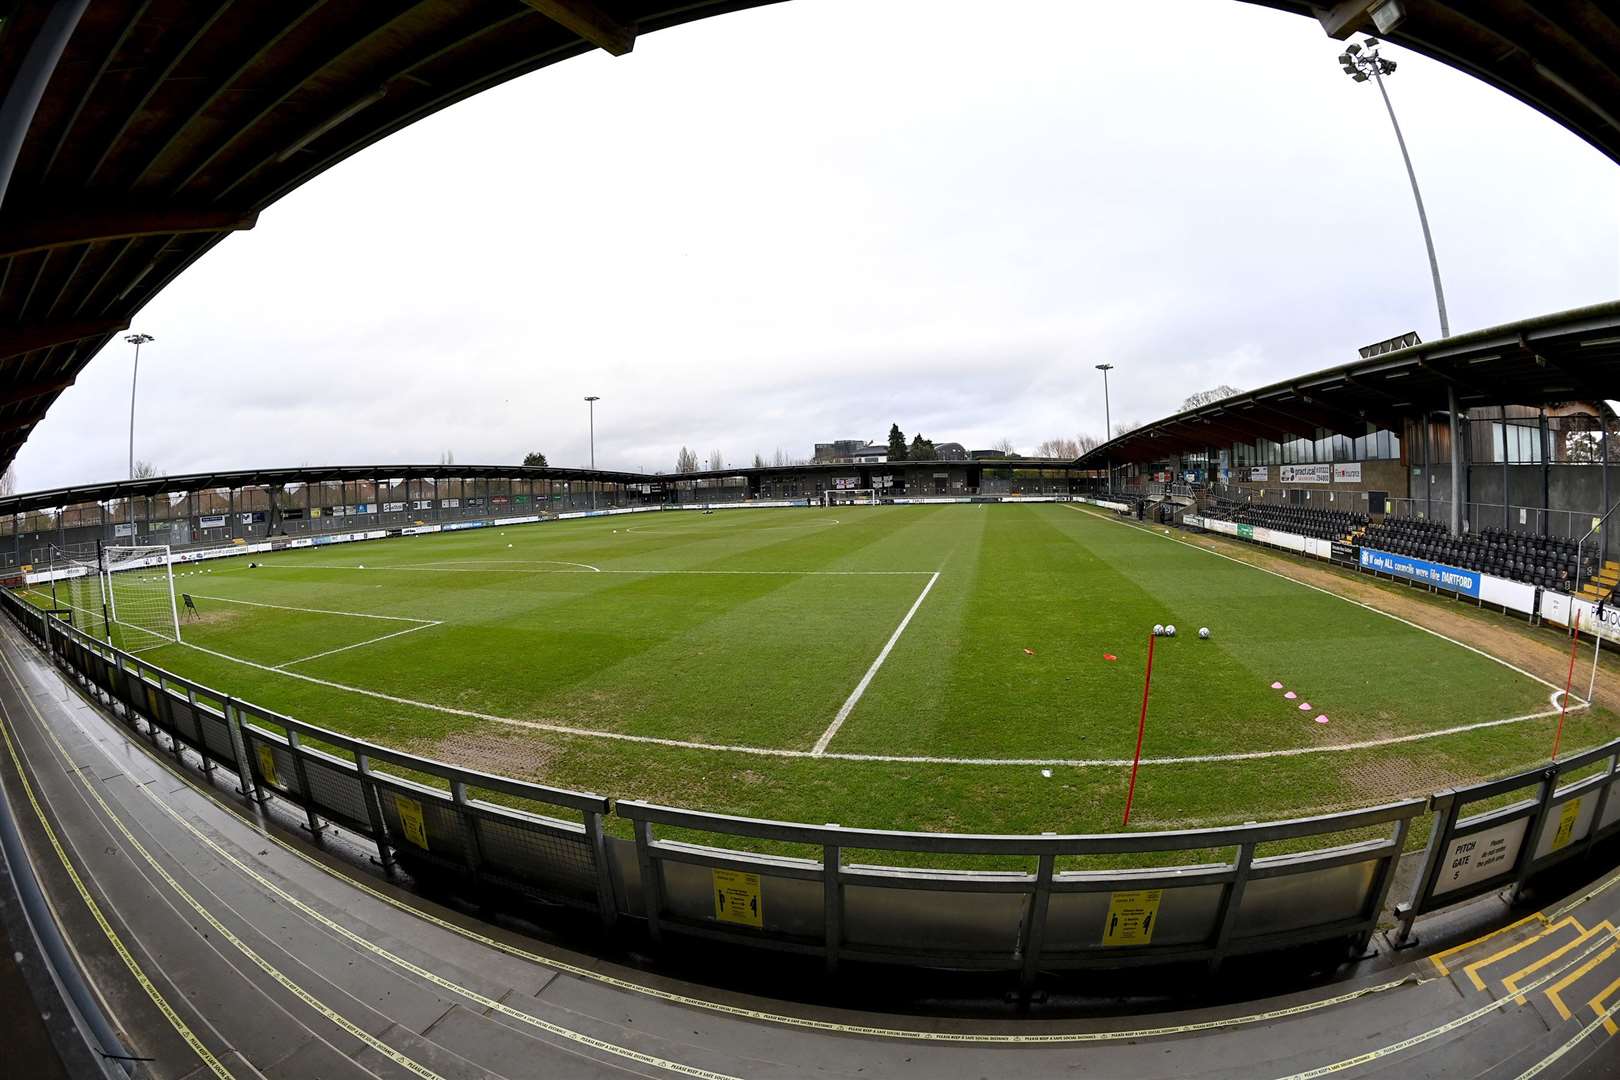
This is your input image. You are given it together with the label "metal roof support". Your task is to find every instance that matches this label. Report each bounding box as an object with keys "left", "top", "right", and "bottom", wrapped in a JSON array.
[
  {"left": 1448, "top": 384, "right": 1463, "bottom": 535},
  {"left": 520, "top": 0, "right": 637, "bottom": 55},
  {"left": 1540, "top": 409, "right": 1551, "bottom": 539},
  {"left": 0, "top": 0, "right": 90, "bottom": 210}
]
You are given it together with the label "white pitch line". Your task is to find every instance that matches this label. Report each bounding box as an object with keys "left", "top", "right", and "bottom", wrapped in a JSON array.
[
  {"left": 1062, "top": 503, "right": 1585, "bottom": 703},
  {"left": 812, "top": 571, "right": 940, "bottom": 755},
  {"left": 275, "top": 620, "right": 442, "bottom": 669},
  {"left": 187, "top": 592, "right": 435, "bottom": 625},
  {"left": 175, "top": 639, "right": 1586, "bottom": 768},
  {"left": 257, "top": 564, "right": 929, "bottom": 576}
]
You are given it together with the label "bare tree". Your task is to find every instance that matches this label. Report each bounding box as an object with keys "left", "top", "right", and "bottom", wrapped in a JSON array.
[
  {"left": 1180, "top": 385, "right": 1241, "bottom": 411},
  {"left": 132, "top": 459, "right": 159, "bottom": 479},
  {"left": 772, "top": 447, "right": 786, "bottom": 467},
  {"left": 707, "top": 448, "right": 726, "bottom": 472},
  {"left": 0, "top": 466, "right": 16, "bottom": 498},
  {"left": 1035, "top": 434, "right": 1106, "bottom": 458},
  {"left": 676, "top": 446, "right": 699, "bottom": 473},
  {"left": 439, "top": 449, "right": 455, "bottom": 466},
  {"left": 991, "top": 437, "right": 1018, "bottom": 455},
  {"left": 752, "top": 452, "right": 766, "bottom": 469},
  {"left": 1113, "top": 419, "right": 1143, "bottom": 438}
]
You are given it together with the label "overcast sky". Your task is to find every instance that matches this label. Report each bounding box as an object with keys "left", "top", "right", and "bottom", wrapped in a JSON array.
[{"left": 15, "top": 0, "right": 1618, "bottom": 491}]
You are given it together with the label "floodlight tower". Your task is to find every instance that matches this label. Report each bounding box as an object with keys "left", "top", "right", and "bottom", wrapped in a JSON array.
[
  {"left": 124, "top": 332, "right": 154, "bottom": 537},
  {"left": 1096, "top": 363, "right": 1114, "bottom": 493},
  {"left": 1341, "top": 37, "right": 1461, "bottom": 536},
  {"left": 1338, "top": 38, "right": 1449, "bottom": 340},
  {"left": 584, "top": 395, "right": 600, "bottom": 508}
]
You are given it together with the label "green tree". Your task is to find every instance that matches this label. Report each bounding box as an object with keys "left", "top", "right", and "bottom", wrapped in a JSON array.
[
  {"left": 522, "top": 451, "right": 548, "bottom": 467},
  {"left": 908, "top": 434, "right": 936, "bottom": 459},
  {"left": 887, "top": 423, "right": 908, "bottom": 461}
]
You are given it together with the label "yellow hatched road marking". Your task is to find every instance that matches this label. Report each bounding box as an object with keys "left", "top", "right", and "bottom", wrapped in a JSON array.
[
  {"left": 4, "top": 623, "right": 1433, "bottom": 1047},
  {"left": 1464, "top": 916, "right": 1583, "bottom": 991},
  {"left": 1502, "top": 922, "right": 1618, "bottom": 1005},
  {"left": 1590, "top": 974, "right": 1620, "bottom": 1037},
  {"left": 1429, "top": 912, "right": 1548, "bottom": 976},
  {"left": 0, "top": 705, "right": 237, "bottom": 1079},
  {"left": 1, "top": 642, "right": 745, "bottom": 1080},
  {"left": 1545, "top": 942, "right": 1619, "bottom": 1021}
]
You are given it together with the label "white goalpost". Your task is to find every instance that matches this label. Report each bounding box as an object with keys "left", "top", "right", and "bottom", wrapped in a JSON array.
[
  {"left": 822, "top": 488, "right": 877, "bottom": 507},
  {"left": 101, "top": 544, "right": 183, "bottom": 651}
]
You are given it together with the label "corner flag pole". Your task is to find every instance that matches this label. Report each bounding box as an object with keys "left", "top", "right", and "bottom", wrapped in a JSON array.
[
  {"left": 1122, "top": 630, "right": 1157, "bottom": 826},
  {"left": 1552, "top": 611, "right": 1581, "bottom": 761}
]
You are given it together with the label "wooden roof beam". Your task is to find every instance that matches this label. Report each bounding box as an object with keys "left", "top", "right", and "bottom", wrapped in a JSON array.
[
  {"left": 0, "top": 318, "right": 126, "bottom": 360},
  {"left": 520, "top": 0, "right": 636, "bottom": 56},
  {"left": 0, "top": 206, "right": 257, "bottom": 259}
]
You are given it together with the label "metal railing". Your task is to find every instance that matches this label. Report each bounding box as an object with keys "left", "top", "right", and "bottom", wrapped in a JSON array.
[{"left": 5, "top": 588, "right": 1616, "bottom": 986}]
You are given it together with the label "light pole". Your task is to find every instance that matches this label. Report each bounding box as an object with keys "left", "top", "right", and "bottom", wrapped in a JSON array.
[
  {"left": 1341, "top": 37, "right": 1459, "bottom": 532},
  {"left": 584, "top": 395, "right": 600, "bottom": 508},
  {"left": 1096, "top": 363, "right": 1114, "bottom": 493},
  {"left": 1338, "top": 38, "right": 1449, "bottom": 339},
  {"left": 124, "top": 332, "right": 154, "bottom": 538}
]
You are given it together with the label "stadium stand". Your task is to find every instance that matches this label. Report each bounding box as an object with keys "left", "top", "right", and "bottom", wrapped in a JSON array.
[
  {"left": 1202, "top": 501, "right": 1367, "bottom": 542},
  {"left": 1359, "top": 519, "right": 1591, "bottom": 593}
]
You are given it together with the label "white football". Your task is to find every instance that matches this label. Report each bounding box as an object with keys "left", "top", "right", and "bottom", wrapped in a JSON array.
[
  {"left": 1152, "top": 624, "right": 1165, "bottom": 636},
  {"left": 1198, "top": 627, "right": 1210, "bottom": 639},
  {"left": 1164, "top": 624, "right": 1177, "bottom": 637}
]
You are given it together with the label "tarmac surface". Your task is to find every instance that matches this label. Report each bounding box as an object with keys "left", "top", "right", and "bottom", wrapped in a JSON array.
[{"left": 2, "top": 619, "right": 1619, "bottom": 1078}]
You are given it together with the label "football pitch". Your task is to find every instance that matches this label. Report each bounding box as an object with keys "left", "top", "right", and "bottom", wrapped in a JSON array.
[{"left": 27, "top": 503, "right": 1611, "bottom": 836}]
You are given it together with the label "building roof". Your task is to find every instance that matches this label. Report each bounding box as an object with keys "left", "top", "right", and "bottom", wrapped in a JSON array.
[
  {"left": 1074, "top": 301, "right": 1620, "bottom": 467},
  {"left": 2, "top": 2, "right": 1616, "bottom": 477}
]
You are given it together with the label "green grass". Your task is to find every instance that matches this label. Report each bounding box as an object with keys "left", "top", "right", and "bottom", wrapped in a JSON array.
[{"left": 27, "top": 503, "right": 1614, "bottom": 840}]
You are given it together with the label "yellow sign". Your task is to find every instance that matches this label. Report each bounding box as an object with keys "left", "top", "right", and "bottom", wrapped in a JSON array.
[
  {"left": 1102, "top": 889, "right": 1163, "bottom": 947},
  {"left": 394, "top": 793, "right": 429, "bottom": 850},
  {"left": 712, "top": 869, "right": 762, "bottom": 928},
  {"left": 1553, "top": 798, "right": 1583, "bottom": 851},
  {"left": 255, "top": 744, "right": 280, "bottom": 789},
  {"left": 311, "top": 508, "right": 322, "bottom": 518}
]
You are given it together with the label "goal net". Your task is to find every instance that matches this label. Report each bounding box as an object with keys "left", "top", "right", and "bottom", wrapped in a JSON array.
[
  {"left": 822, "top": 488, "right": 877, "bottom": 507},
  {"left": 102, "top": 545, "right": 182, "bottom": 651},
  {"left": 40, "top": 546, "right": 108, "bottom": 639}
]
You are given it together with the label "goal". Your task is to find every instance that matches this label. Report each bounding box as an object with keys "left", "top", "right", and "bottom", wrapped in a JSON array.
[
  {"left": 102, "top": 544, "right": 183, "bottom": 651},
  {"left": 40, "top": 544, "right": 181, "bottom": 651},
  {"left": 822, "top": 489, "right": 877, "bottom": 507}
]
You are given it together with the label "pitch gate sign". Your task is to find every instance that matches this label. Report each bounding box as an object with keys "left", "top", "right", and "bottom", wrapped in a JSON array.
[{"left": 1359, "top": 548, "right": 1481, "bottom": 598}]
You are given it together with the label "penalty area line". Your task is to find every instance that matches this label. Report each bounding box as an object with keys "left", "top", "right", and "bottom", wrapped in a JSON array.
[
  {"left": 813, "top": 571, "right": 940, "bottom": 755},
  {"left": 176, "top": 610, "right": 1578, "bottom": 768}
]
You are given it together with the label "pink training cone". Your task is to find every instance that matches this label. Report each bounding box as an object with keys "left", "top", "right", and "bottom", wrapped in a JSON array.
[
  {"left": 1271, "top": 681, "right": 1284, "bottom": 690},
  {"left": 1298, "top": 702, "right": 1312, "bottom": 711},
  {"left": 1315, "top": 715, "right": 1330, "bottom": 724},
  {"left": 1284, "top": 691, "right": 1297, "bottom": 700}
]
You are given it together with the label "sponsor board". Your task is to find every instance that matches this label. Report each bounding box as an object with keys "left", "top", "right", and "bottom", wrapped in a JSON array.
[
  {"left": 1359, "top": 547, "right": 1481, "bottom": 598},
  {"left": 383, "top": 501, "right": 406, "bottom": 513},
  {"left": 1432, "top": 817, "right": 1527, "bottom": 897},
  {"left": 1280, "top": 464, "right": 1331, "bottom": 484},
  {"left": 1330, "top": 541, "right": 1357, "bottom": 562},
  {"left": 1237, "top": 523, "right": 1255, "bottom": 539},
  {"left": 1332, "top": 462, "right": 1363, "bottom": 483},
  {"left": 1248, "top": 467, "right": 1269, "bottom": 481},
  {"left": 199, "top": 514, "right": 227, "bottom": 528}
]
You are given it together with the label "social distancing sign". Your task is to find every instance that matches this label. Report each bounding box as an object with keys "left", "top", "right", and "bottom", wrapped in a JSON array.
[
  {"left": 1102, "top": 889, "right": 1162, "bottom": 946},
  {"left": 394, "top": 793, "right": 429, "bottom": 850},
  {"left": 1552, "top": 797, "right": 1583, "bottom": 852},
  {"left": 713, "top": 869, "right": 762, "bottom": 927},
  {"left": 255, "top": 744, "right": 280, "bottom": 789}
]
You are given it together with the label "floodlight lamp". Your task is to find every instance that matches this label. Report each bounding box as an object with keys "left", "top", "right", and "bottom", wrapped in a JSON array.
[
  {"left": 1337, "top": 52, "right": 1351, "bottom": 64},
  {"left": 1363, "top": 37, "right": 1379, "bottom": 48},
  {"left": 1346, "top": 42, "right": 1361, "bottom": 54},
  {"left": 1383, "top": 59, "right": 1397, "bottom": 73},
  {"left": 1352, "top": 71, "right": 1369, "bottom": 82},
  {"left": 1342, "top": 64, "right": 1356, "bottom": 74},
  {"left": 1371, "top": 1, "right": 1405, "bottom": 34}
]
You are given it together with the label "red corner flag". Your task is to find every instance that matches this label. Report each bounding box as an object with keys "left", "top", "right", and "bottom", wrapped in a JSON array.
[{"left": 1122, "top": 630, "right": 1158, "bottom": 826}]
